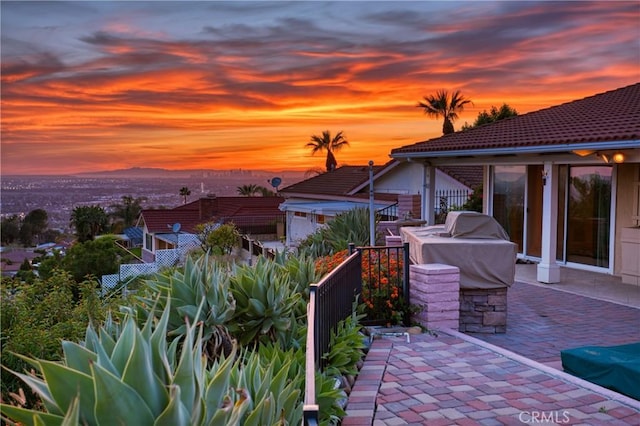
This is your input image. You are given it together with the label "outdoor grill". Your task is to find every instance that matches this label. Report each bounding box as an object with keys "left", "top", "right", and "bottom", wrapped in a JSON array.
[{"left": 400, "top": 211, "right": 518, "bottom": 290}]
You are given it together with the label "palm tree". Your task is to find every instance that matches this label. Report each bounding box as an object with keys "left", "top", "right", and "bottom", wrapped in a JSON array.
[
  {"left": 417, "top": 90, "right": 472, "bottom": 134},
  {"left": 237, "top": 184, "right": 260, "bottom": 196},
  {"left": 306, "top": 130, "right": 349, "bottom": 172},
  {"left": 70, "top": 205, "right": 109, "bottom": 242},
  {"left": 109, "top": 195, "right": 147, "bottom": 230},
  {"left": 179, "top": 186, "right": 191, "bottom": 204}
]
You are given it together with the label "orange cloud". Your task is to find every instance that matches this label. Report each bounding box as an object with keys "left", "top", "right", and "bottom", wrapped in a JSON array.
[{"left": 1, "top": 1, "right": 638, "bottom": 175}]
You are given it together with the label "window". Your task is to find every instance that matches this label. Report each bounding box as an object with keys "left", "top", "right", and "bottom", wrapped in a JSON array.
[
  {"left": 316, "top": 214, "right": 326, "bottom": 224},
  {"left": 145, "top": 234, "right": 153, "bottom": 251},
  {"left": 294, "top": 211, "right": 307, "bottom": 218}
]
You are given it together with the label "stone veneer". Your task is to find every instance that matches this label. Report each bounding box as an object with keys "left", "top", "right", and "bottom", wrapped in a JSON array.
[
  {"left": 409, "top": 263, "right": 460, "bottom": 330},
  {"left": 459, "top": 288, "right": 507, "bottom": 333},
  {"left": 410, "top": 263, "right": 508, "bottom": 334}
]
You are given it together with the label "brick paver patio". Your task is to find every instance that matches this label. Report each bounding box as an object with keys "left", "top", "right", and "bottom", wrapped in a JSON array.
[
  {"left": 342, "top": 281, "right": 640, "bottom": 425},
  {"left": 472, "top": 281, "right": 640, "bottom": 366}
]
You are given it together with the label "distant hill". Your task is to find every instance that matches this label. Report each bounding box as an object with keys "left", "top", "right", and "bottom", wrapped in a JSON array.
[
  {"left": 75, "top": 167, "right": 174, "bottom": 178},
  {"left": 75, "top": 167, "right": 307, "bottom": 180}
]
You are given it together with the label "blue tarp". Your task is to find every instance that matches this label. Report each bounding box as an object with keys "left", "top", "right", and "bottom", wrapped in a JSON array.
[{"left": 561, "top": 342, "right": 640, "bottom": 400}]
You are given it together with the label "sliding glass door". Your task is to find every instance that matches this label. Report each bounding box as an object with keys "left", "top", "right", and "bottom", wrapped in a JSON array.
[
  {"left": 563, "top": 166, "right": 612, "bottom": 268},
  {"left": 493, "top": 166, "right": 525, "bottom": 252}
]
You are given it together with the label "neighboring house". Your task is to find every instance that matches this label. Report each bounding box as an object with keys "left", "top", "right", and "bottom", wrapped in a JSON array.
[
  {"left": 389, "top": 83, "right": 640, "bottom": 284},
  {"left": 1, "top": 248, "right": 39, "bottom": 277},
  {"left": 278, "top": 161, "right": 479, "bottom": 247},
  {"left": 138, "top": 195, "right": 285, "bottom": 263}
]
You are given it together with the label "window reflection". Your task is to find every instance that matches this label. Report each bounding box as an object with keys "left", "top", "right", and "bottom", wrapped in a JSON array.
[{"left": 566, "top": 166, "right": 611, "bottom": 267}]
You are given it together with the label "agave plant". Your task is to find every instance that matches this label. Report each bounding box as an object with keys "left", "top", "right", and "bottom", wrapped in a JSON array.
[
  {"left": 298, "top": 207, "right": 378, "bottom": 257},
  {"left": 0, "top": 302, "right": 303, "bottom": 425},
  {"left": 228, "top": 257, "right": 302, "bottom": 347},
  {"left": 136, "top": 255, "right": 236, "bottom": 363}
]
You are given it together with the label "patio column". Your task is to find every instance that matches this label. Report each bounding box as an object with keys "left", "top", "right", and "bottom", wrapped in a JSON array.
[
  {"left": 422, "top": 163, "right": 436, "bottom": 225},
  {"left": 537, "top": 162, "right": 561, "bottom": 283}
]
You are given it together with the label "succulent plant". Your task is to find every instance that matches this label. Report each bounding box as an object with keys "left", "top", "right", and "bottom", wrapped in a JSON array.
[
  {"left": 298, "top": 207, "right": 377, "bottom": 257},
  {"left": 0, "top": 301, "right": 303, "bottom": 426},
  {"left": 136, "top": 254, "right": 236, "bottom": 363},
  {"left": 228, "top": 257, "right": 301, "bottom": 347}
]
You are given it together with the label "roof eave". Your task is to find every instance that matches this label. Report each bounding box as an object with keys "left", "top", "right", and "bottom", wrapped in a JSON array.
[{"left": 391, "top": 140, "right": 640, "bottom": 160}]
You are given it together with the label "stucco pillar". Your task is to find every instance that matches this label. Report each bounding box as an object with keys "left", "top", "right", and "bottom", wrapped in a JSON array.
[
  {"left": 537, "top": 162, "right": 561, "bottom": 283},
  {"left": 422, "top": 164, "right": 436, "bottom": 225}
]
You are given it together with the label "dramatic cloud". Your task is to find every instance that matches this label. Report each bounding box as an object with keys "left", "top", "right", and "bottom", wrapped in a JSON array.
[{"left": 1, "top": 1, "right": 638, "bottom": 174}]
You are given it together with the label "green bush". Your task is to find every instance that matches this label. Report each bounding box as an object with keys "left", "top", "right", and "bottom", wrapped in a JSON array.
[
  {"left": 1, "top": 304, "right": 304, "bottom": 425},
  {"left": 298, "top": 207, "right": 377, "bottom": 257},
  {"left": 0, "top": 272, "right": 108, "bottom": 408},
  {"left": 2, "top": 250, "right": 361, "bottom": 425}
]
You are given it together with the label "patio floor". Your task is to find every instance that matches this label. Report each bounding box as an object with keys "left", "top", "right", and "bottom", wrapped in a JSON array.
[{"left": 342, "top": 264, "right": 640, "bottom": 425}]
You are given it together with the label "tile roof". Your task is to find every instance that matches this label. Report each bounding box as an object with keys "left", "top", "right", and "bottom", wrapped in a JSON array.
[
  {"left": 391, "top": 83, "right": 640, "bottom": 156},
  {"left": 141, "top": 209, "right": 203, "bottom": 234},
  {"left": 281, "top": 161, "right": 481, "bottom": 198},
  {"left": 279, "top": 165, "right": 386, "bottom": 198},
  {"left": 438, "top": 165, "right": 483, "bottom": 189},
  {"left": 141, "top": 196, "right": 285, "bottom": 233}
]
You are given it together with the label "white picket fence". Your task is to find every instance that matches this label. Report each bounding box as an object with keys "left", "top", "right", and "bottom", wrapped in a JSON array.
[{"left": 101, "top": 235, "right": 201, "bottom": 292}]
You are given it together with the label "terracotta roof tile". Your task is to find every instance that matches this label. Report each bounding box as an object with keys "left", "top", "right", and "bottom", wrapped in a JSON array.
[
  {"left": 279, "top": 165, "right": 385, "bottom": 197},
  {"left": 391, "top": 83, "right": 640, "bottom": 156},
  {"left": 141, "top": 196, "right": 284, "bottom": 233},
  {"left": 438, "top": 165, "right": 483, "bottom": 189}
]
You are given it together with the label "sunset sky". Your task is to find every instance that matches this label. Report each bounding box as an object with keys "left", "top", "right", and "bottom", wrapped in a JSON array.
[{"left": 1, "top": 1, "right": 639, "bottom": 175}]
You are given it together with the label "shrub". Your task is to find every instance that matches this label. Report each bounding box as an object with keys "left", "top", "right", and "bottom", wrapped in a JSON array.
[
  {"left": 0, "top": 272, "right": 108, "bottom": 408},
  {"left": 0, "top": 304, "right": 305, "bottom": 425},
  {"left": 298, "top": 207, "right": 377, "bottom": 257}
]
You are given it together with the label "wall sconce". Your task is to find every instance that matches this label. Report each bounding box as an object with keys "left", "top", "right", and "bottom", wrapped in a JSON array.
[
  {"left": 612, "top": 152, "right": 625, "bottom": 163},
  {"left": 541, "top": 170, "right": 548, "bottom": 186}
]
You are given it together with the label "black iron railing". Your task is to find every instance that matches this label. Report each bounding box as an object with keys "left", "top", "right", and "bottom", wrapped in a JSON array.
[
  {"left": 357, "top": 243, "right": 411, "bottom": 326},
  {"left": 434, "top": 189, "right": 472, "bottom": 224},
  {"left": 303, "top": 247, "right": 362, "bottom": 424},
  {"left": 377, "top": 202, "right": 398, "bottom": 221}
]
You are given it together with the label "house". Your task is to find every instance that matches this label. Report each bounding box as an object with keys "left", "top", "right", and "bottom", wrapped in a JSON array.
[
  {"left": 1, "top": 248, "right": 39, "bottom": 277},
  {"left": 278, "top": 161, "right": 480, "bottom": 247},
  {"left": 389, "top": 83, "right": 640, "bottom": 284},
  {"left": 138, "top": 195, "right": 285, "bottom": 263}
]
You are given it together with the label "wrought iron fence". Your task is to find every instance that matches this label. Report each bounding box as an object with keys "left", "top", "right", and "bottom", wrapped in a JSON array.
[
  {"left": 376, "top": 202, "right": 398, "bottom": 221},
  {"left": 303, "top": 247, "right": 362, "bottom": 424},
  {"left": 434, "top": 189, "right": 472, "bottom": 224},
  {"left": 357, "top": 243, "right": 411, "bottom": 326},
  {"left": 303, "top": 243, "right": 411, "bottom": 424}
]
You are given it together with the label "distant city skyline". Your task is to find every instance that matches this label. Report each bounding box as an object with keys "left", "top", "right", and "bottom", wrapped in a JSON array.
[{"left": 2, "top": 1, "right": 638, "bottom": 175}]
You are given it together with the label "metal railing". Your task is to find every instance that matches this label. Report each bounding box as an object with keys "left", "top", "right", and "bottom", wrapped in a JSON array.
[
  {"left": 376, "top": 202, "right": 398, "bottom": 221},
  {"left": 358, "top": 243, "right": 411, "bottom": 326},
  {"left": 303, "top": 246, "right": 362, "bottom": 424},
  {"left": 434, "top": 189, "right": 472, "bottom": 224},
  {"left": 302, "top": 243, "right": 411, "bottom": 424}
]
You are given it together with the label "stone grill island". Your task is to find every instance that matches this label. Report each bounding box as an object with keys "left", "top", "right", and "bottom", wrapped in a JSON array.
[{"left": 401, "top": 211, "right": 518, "bottom": 333}]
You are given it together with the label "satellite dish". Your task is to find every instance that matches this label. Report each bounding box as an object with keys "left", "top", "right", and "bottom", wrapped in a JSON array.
[
  {"left": 270, "top": 177, "right": 282, "bottom": 189},
  {"left": 171, "top": 223, "right": 181, "bottom": 233}
]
